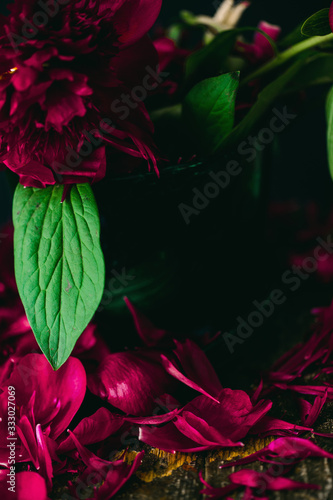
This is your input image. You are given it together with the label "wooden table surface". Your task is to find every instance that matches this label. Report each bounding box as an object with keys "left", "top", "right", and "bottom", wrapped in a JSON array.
[
  {"left": 113, "top": 403, "right": 333, "bottom": 500},
  {"left": 113, "top": 299, "right": 333, "bottom": 500}
]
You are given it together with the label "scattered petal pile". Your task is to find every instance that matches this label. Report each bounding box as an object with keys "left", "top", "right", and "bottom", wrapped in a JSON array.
[{"left": 1, "top": 219, "right": 333, "bottom": 499}]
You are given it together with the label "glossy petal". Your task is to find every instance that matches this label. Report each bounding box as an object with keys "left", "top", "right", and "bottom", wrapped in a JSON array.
[
  {"left": 88, "top": 351, "right": 174, "bottom": 415},
  {"left": 161, "top": 338, "right": 223, "bottom": 403},
  {"left": 58, "top": 408, "right": 124, "bottom": 453},
  {"left": 0, "top": 354, "right": 86, "bottom": 440}
]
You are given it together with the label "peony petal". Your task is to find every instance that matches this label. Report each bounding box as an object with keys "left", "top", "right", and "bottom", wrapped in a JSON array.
[
  {"left": 172, "top": 339, "right": 222, "bottom": 397},
  {"left": 0, "top": 354, "right": 86, "bottom": 440},
  {"left": 199, "top": 472, "right": 240, "bottom": 499},
  {"left": 44, "top": 93, "right": 87, "bottom": 132},
  {"left": 220, "top": 437, "right": 333, "bottom": 469},
  {"left": 174, "top": 412, "right": 242, "bottom": 447},
  {"left": 161, "top": 354, "right": 220, "bottom": 403},
  {"left": 185, "top": 390, "right": 272, "bottom": 442},
  {"left": 299, "top": 393, "right": 327, "bottom": 427},
  {"left": 16, "top": 416, "right": 39, "bottom": 468},
  {"left": 94, "top": 450, "right": 144, "bottom": 499},
  {"left": 112, "top": 0, "right": 162, "bottom": 45},
  {"left": 36, "top": 425, "right": 53, "bottom": 491},
  {"left": 88, "top": 351, "right": 174, "bottom": 416},
  {"left": 11, "top": 67, "right": 38, "bottom": 91},
  {"left": 124, "top": 407, "right": 180, "bottom": 425},
  {"left": 139, "top": 422, "right": 217, "bottom": 453},
  {"left": 58, "top": 408, "right": 124, "bottom": 454},
  {"left": 67, "top": 431, "right": 113, "bottom": 470},
  {"left": 67, "top": 430, "right": 144, "bottom": 498},
  {"left": 0, "top": 470, "right": 49, "bottom": 499},
  {"left": 230, "top": 469, "right": 319, "bottom": 491},
  {"left": 250, "top": 416, "right": 312, "bottom": 436}
]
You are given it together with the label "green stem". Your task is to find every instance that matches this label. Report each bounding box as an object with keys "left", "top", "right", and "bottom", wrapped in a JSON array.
[{"left": 241, "top": 33, "right": 333, "bottom": 86}]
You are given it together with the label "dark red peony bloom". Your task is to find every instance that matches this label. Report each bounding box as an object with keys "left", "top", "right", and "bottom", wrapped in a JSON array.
[{"left": 0, "top": 0, "right": 161, "bottom": 188}]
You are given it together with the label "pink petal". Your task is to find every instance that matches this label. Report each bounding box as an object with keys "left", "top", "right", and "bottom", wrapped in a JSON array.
[
  {"left": 58, "top": 408, "right": 124, "bottom": 454},
  {"left": 16, "top": 416, "right": 39, "bottom": 468},
  {"left": 139, "top": 422, "right": 216, "bottom": 453},
  {"left": 173, "top": 339, "right": 222, "bottom": 397},
  {"left": 299, "top": 393, "right": 327, "bottom": 427},
  {"left": 87, "top": 351, "right": 174, "bottom": 416},
  {"left": 94, "top": 451, "right": 144, "bottom": 499},
  {"left": 124, "top": 407, "right": 180, "bottom": 425},
  {"left": 112, "top": 0, "right": 162, "bottom": 45},
  {"left": 220, "top": 437, "right": 333, "bottom": 469},
  {"left": 174, "top": 412, "right": 242, "bottom": 447},
  {"left": 230, "top": 469, "right": 319, "bottom": 491},
  {"left": 185, "top": 390, "right": 272, "bottom": 442},
  {"left": 0, "top": 354, "right": 86, "bottom": 440},
  {"left": 276, "top": 384, "right": 333, "bottom": 398},
  {"left": 67, "top": 431, "right": 113, "bottom": 470},
  {"left": 161, "top": 354, "right": 220, "bottom": 403},
  {"left": 67, "top": 431, "right": 144, "bottom": 498},
  {"left": 11, "top": 67, "right": 38, "bottom": 91},
  {"left": 44, "top": 93, "right": 86, "bottom": 132},
  {"left": 251, "top": 416, "right": 312, "bottom": 436},
  {"left": 36, "top": 425, "right": 53, "bottom": 491}
]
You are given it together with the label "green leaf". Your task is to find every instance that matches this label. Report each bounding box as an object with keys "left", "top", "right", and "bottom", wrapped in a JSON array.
[
  {"left": 326, "top": 85, "right": 333, "bottom": 180},
  {"left": 184, "top": 27, "right": 280, "bottom": 91},
  {"left": 13, "top": 184, "right": 105, "bottom": 370},
  {"left": 183, "top": 72, "right": 240, "bottom": 154},
  {"left": 301, "top": 9, "right": 331, "bottom": 37}
]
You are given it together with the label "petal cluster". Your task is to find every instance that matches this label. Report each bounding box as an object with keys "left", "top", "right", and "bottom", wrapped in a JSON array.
[{"left": 0, "top": 0, "right": 161, "bottom": 187}]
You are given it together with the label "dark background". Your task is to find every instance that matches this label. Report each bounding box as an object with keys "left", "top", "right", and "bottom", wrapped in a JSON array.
[{"left": 0, "top": 0, "right": 331, "bottom": 224}]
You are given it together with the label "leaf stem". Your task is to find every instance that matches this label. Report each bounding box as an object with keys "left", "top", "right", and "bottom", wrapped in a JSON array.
[{"left": 241, "top": 33, "right": 333, "bottom": 86}]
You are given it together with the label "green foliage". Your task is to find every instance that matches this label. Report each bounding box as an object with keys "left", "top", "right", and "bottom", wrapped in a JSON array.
[{"left": 13, "top": 184, "right": 105, "bottom": 370}]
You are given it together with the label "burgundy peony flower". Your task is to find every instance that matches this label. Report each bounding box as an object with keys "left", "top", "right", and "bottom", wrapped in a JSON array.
[{"left": 0, "top": 0, "right": 162, "bottom": 188}]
